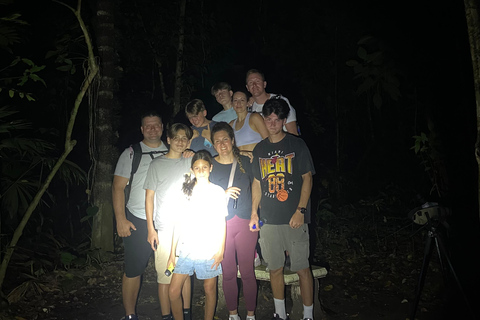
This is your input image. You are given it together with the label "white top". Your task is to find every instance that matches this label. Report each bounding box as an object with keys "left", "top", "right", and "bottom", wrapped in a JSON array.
[
  {"left": 114, "top": 141, "right": 168, "bottom": 219},
  {"left": 251, "top": 94, "right": 297, "bottom": 125},
  {"left": 176, "top": 182, "right": 227, "bottom": 259}
]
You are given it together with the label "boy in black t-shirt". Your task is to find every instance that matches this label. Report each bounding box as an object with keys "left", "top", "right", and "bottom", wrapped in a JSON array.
[{"left": 250, "top": 97, "right": 316, "bottom": 320}]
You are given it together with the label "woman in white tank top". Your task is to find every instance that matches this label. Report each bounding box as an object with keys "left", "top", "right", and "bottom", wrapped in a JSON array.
[{"left": 229, "top": 91, "right": 268, "bottom": 152}]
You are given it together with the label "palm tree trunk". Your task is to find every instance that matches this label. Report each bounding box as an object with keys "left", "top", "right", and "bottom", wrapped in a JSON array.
[
  {"left": 464, "top": 0, "right": 480, "bottom": 221},
  {"left": 90, "top": 0, "right": 116, "bottom": 251},
  {"left": 172, "top": 0, "right": 186, "bottom": 118}
]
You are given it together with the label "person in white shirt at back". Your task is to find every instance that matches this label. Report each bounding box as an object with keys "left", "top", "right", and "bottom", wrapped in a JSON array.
[{"left": 245, "top": 69, "right": 299, "bottom": 136}]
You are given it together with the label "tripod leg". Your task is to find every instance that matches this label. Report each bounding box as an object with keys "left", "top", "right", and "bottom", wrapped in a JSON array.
[
  {"left": 410, "top": 233, "right": 434, "bottom": 320},
  {"left": 434, "top": 236, "right": 476, "bottom": 319}
]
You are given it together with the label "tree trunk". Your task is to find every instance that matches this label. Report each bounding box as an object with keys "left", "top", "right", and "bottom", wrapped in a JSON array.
[
  {"left": 172, "top": 0, "right": 186, "bottom": 118},
  {"left": 0, "top": 0, "right": 99, "bottom": 293},
  {"left": 464, "top": 0, "right": 480, "bottom": 221},
  {"left": 90, "top": 0, "right": 116, "bottom": 251}
]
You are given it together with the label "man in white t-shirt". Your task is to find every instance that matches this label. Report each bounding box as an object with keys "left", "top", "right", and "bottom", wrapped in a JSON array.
[
  {"left": 112, "top": 111, "right": 168, "bottom": 320},
  {"left": 245, "top": 69, "right": 299, "bottom": 135}
]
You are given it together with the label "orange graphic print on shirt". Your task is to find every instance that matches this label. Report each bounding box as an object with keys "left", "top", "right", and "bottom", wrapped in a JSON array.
[{"left": 259, "top": 152, "right": 295, "bottom": 200}]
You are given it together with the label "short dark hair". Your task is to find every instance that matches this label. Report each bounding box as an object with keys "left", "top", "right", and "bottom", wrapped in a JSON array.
[
  {"left": 211, "top": 82, "right": 232, "bottom": 96},
  {"left": 167, "top": 123, "right": 193, "bottom": 140},
  {"left": 185, "top": 99, "right": 206, "bottom": 115},
  {"left": 245, "top": 69, "right": 265, "bottom": 83},
  {"left": 140, "top": 110, "right": 162, "bottom": 125},
  {"left": 262, "top": 96, "right": 289, "bottom": 120}
]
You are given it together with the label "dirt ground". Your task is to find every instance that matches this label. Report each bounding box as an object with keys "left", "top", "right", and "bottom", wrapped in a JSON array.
[
  {"left": 0, "top": 205, "right": 475, "bottom": 320},
  {"left": 0, "top": 256, "right": 447, "bottom": 320}
]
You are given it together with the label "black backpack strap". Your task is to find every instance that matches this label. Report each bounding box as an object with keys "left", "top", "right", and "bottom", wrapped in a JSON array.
[
  {"left": 125, "top": 143, "right": 142, "bottom": 204},
  {"left": 125, "top": 143, "right": 167, "bottom": 204},
  {"left": 130, "top": 143, "right": 143, "bottom": 176}
]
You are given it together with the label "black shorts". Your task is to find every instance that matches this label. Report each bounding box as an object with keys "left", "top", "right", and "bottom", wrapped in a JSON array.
[{"left": 123, "top": 209, "right": 153, "bottom": 278}]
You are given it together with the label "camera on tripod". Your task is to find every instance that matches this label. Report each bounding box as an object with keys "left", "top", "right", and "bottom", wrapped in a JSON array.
[{"left": 408, "top": 202, "right": 450, "bottom": 225}]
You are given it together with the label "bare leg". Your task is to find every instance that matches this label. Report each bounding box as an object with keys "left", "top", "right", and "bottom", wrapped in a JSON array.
[
  {"left": 169, "top": 274, "right": 189, "bottom": 320},
  {"left": 123, "top": 274, "right": 141, "bottom": 315},
  {"left": 182, "top": 275, "right": 192, "bottom": 308},
  {"left": 269, "top": 267, "right": 285, "bottom": 299},
  {"left": 203, "top": 277, "right": 218, "bottom": 320},
  {"left": 158, "top": 283, "right": 170, "bottom": 316},
  {"left": 297, "top": 267, "right": 314, "bottom": 306}
]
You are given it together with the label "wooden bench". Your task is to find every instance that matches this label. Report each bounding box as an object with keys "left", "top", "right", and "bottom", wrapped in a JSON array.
[
  {"left": 224, "top": 265, "right": 327, "bottom": 319},
  {"left": 251, "top": 265, "right": 328, "bottom": 319}
]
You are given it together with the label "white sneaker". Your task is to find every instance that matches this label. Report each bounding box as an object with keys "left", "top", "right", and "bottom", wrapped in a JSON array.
[{"left": 254, "top": 251, "right": 261, "bottom": 267}]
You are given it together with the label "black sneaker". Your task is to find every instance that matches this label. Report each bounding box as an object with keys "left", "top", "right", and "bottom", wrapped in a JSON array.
[{"left": 125, "top": 315, "right": 139, "bottom": 320}]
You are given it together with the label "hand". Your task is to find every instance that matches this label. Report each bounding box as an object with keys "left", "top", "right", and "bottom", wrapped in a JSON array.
[
  {"left": 167, "top": 255, "right": 176, "bottom": 271},
  {"left": 239, "top": 150, "right": 254, "bottom": 163},
  {"left": 182, "top": 150, "right": 195, "bottom": 158},
  {"left": 225, "top": 187, "right": 241, "bottom": 200},
  {"left": 289, "top": 210, "right": 304, "bottom": 229},
  {"left": 116, "top": 219, "right": 136, "bottom": 237},
  {"left": 201, "top": 124, "right": 213, "bottom": 144},
  {"left": 247, "top": 97, "right": 254, "bottom": 107},
  {"left": 210, "top": 251, "right": 224, "bottom": 270},
  {"left": 192, "top": 129, "right": 199, "bottom": 139},
  {"left": 249, "top": 213, "right": 260, "bottom": 232},
  {"left": 147, "top": 229, "right": 159, "bottom": 251}
]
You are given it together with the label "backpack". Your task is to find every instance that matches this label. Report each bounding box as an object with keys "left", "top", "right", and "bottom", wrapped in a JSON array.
[{"left": 124, "top": 142, "right": 167, "bottom": 204}]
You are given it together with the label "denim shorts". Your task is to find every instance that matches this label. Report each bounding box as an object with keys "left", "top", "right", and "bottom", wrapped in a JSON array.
[{"left": 174, "top": 255, "right": 222, "bottom": 280}]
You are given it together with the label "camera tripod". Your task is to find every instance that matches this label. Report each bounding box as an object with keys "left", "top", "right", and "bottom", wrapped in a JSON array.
[{"left": 409, "top": 220, "right": 474, "bottom": 319}]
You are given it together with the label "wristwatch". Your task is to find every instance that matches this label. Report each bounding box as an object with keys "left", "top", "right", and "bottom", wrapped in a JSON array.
[{"left": 297, "top": 207, "right": 307, "bottom": 214}]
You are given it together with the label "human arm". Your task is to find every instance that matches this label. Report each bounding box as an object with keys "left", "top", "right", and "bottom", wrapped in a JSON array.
[
  {"left": 112, "top": 175, "right": 136, "bottom": 237},
  {"left": 145, "top": 189, "right": 159, "bottom": 250},
  {"left": 182, "top": 149, "right": 195, "bottom": 158},
  {"left": 249, "top": 177, "right": 262, "bottom": 231},
  {"left": 250, "top": 113, "right": 269, "bottom": 139},
  {"left": 201, "top": 123, "right": 213, "bottom": 145},
  {"left": 211, "top": 218, "right": 226, "bottom": 270},
  {"left": 192, "top": 129, "right": 199, "bottom": 140},
  {"left": 225, "top": 186, "right": 241, "bottom": 200},
  {"left": 167, "top": 225, "right": 181, "bottom": 270},
  {"left": 285, "top": 121, "right": 299, "bottom": 136},
  {"left": 247, "top": 96, "right": 254, "bottom": 107},
  {"left": 289, "top": 171, "right": 313, "bottom": 228},
  {"left": 239, "top": 150, "right": 254, "bottom": 163}
]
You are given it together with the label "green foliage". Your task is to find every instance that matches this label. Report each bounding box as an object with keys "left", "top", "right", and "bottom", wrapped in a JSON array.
[
  {"left": 412, "top": 132, "right": 428, "bottom": 154},
  {"left": 347, "top": 36, "right": 401, "bottom": 110},
  {"left": 80, "top": 205, "right": 98, "bottom": 223},
  {"left": 411, "top": 128, "right": 447, "bottom": 197},
  {"left": 59, "top": 251, "right": 77, "bottom": 269},
  {"left": 0, "top": 2, "right": 28, "bottom": 53},
  {"left": 0, "top": 97, "right": 86, "bottom": 224},
  {"left": 45, "top": 33, "right": 80, "bottom": 75}
]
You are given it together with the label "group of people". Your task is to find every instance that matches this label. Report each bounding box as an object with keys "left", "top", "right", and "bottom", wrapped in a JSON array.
[{"left": 112, "top": 69, "right": 316, "bottom": 320}]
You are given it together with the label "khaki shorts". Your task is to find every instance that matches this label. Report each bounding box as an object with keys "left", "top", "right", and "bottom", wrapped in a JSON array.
[
  {"left": 258, "top": 224, "right": 310, "bottom": 272},
  {"left": 154, "top": 229, "right": 174, "bottom": 284}
]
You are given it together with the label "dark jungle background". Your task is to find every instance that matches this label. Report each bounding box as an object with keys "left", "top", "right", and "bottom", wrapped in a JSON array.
[{"left": 1, "top": 0, "right": 479, "bottom": 319}]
